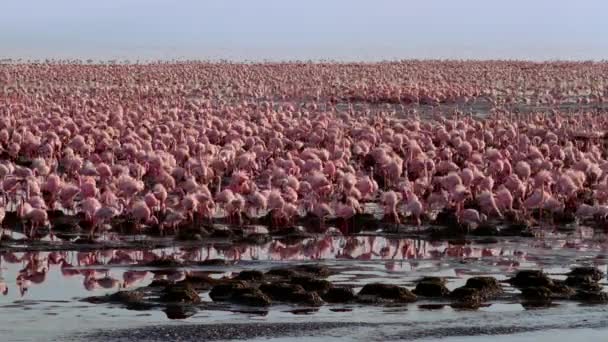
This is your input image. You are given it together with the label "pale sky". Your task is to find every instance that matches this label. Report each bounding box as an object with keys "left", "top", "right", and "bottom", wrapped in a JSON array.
[{"left": 1, "top": 0, "right": 606, "bottom": 61}]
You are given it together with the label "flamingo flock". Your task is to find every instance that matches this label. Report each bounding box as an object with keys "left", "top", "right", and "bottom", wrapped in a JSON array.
[{"left": 1, "top": 61, "right": 608, "bottom": 240}]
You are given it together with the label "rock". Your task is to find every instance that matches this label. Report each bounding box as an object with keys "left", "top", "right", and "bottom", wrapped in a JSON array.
[
  {"left": 568, "top": 267, "right": 604, "bottom": 282},
  {"left": 259, "top": 283, "right": 306, "bottom": 302},
  {"left": 235, "top": 270, "right": 265, "bottom": 281},
  {"left": 147, "top": 279, "right": 173, "bottom": 288},
  {"left": 450, "top": 287, "right": 481, "bottom": 302},
  {"left": 210, "top": 227, "right": 235, "bottom": 238},
  {"left": 83, "top": 290, "right": 145, "bottom": 305},
  {"left": 209, "top": 282, "right": 248, "bottom": 301},
  {"left": 164, "top": 304, "right": 197, "bottom": 319},
  {"left": 293, "top": 265, "right": 331, "bottom": 278},
  {"left": 160, "top": 283, "right": 201, "bottom": 303},
  {"left": 145, "top": 258, "right": 184, "bottom": 268},
  {"left": 176, "top": 273, "right": 215, "bottom": 290},
  {"left": 553, "top": 211, "right": 576, "bottom": 225},
  {"left": 273, "top": 226, "right": 312, "bottom": 239},
  {"left": 471, "top": 224, "right": 499, "bottom": 236},
  {"left": 464, "top": 277, "right": 503, "bottom": 297},
  {"left": 51, "top": 216, "right": 81, "bottom": 232},
  {"left": 230, "top": 288, "right": 272, "bottom": 307},
  {"left": 240, "top": 233, "right": 271, "bottom": 244},
  {"left": 520, "top": 287, "right": 553, "bottom": 301},
  {"left": 290, "top": 276, "right": 332, "bottom": 293},
  {"left": 321, "top": 287, "right": 356, "bottom": 303},
  {"left": 358, "top": 283, "right": 417, "bottom": 303},
  {"left": 433, "top": 208, "right": 458, "bottom": 226},
  {"left": 176, "top": 227, "right": 210, "bottom": 241},
  {"left": 265, "top": 268, "right": 299, "bottom": 279},
  {"left": 287, "top": 291, "right": 324, "bottom": 306},
  {"left": 418, "top": 304, "right": 446, "bottom": 310},
  {"left": 416, "top": 276, "right": 446, "bottom": 285},
  {"left": 413, "top": 281, "right": 450, "bottom": 297},
  {"left": 574, "top": 290, "right": 608, "bottom": 303},
  {"left": 351, "top": 213, "right": 380, "bottom": 232},
  {"left": 508, "top": 270, "right": 553, "bottom": 288},
  {"left": 0, "top": 234, "right": 15, "bottom": 242},
  {"left": 547, "top": 281, "right": 576, "bottom": 299},
  {"left": 196, "top": 259, "right": 231, "bottom": 267},
  {"left": 565, "top": 274, "right": 597, "bottom": 288},
  {"left": 449, "top": 287, "right": 482, "bottom": 308},
  {"left": 108, "top": 290, "right": 145, "bottom": 303}
]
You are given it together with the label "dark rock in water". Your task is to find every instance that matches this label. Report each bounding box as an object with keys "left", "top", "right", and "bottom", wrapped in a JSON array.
[
  {"left": 553, "top": 211, "right": 577, "bottom": 225},
  {"left": 433, "top": 208, "right": 458, "bottom": 227},
  {"left": 111, "top": 216, "right": 137, "bottom": 234},
  {"left": 449, "top": 287, "right": 482, "bottom": 308},
  {"left": 240, "top": 233, "right": 271, "bottom": 245},
  {"left": 321, "top": 287, "right": 356, "bottom": 303},
  {"left": 477, "top": 237, "right": 499, "bottom": 244},
  {"left": 176, "top": 273, "right": 215, "bottom": 290},
  {"left": 0, "top": 234, "right": 16, "bottom": 242},
  {"left": 51, "top": 215, "right": 81, "bottom": 232},
  {"left": 519, "top": 230, "right": 536, "bottom": 238},
  {"left": 508, "top": 270, "right": 553, "bottom": 288},
  {"left": 568, "top": 267, "right": 604, "bottom": 282},
  {"left": 428, "top": 227, "right": 466, "bottom": 240},
  {"left": 286, "top": 291, "right": 324, "bottom": 306},
  {"left": 230, "top": 288, "right": 272, "bottom": 307},
  {"left": 235, "top": 270, "right": 265, "bottom": 281},
  {"left": 108, "top": 290, "right": 145, "bottom": 303},
  {"left": 502, "top": 223, "right": 531, "bottom": 236},
  {"left": 413, "top": 281, "right": 450, "bottom": 297},
  {"left": 196, "top": 259, "right": 231, "bottom": 267},
  {"left": 210, "top": 227, "right": 235, "bottom": 239},
  {"left": 418, "top": 304, "right": 446, "bottom": 310},
  {"left": 52, "top": 219, "right": 81, "bottom": 233},
  {"left": 521, "top": 301, "right": 557, "bottom": 310},
  {"left": 574, "top": 290, "right": 608, "bottom": 303},
  {"left": 145, "top": 258, "right": 184, "bottom": 268},
  {"left": 2, "top": 212, "right": 21, "bottom": 231},
  {"left": 290, "top": 276, "right": 332, "bottom": 293},
  {"left": 521, "top": 287, "right": 553, "bottom": 301},
  {"left": 160, "top": 283, "right": 201, "bottom": 303},
  {"left": 565, "top": 274, "right": 602, "bottom": 290},
  {"left": 176, "top": 227, "right": 210, "bottom": 241},
  {"left": 164, "top": 304, "right": 197, "bottom": 319},
  {"left": 274, "top": 226, "right": 313, "bottom": 240},
  {"left": 351, "top": 213, "right": 380, "bottom": 232},
  {"left": 358, "top": 283, "right": 417, "bottom": 303},
  {"left": 259, "top": 283, "right": 306, "bottom": 302},
  {"left": 266, "top": 268, "right": 299, "bottom": 279},
  {"left": 287, "top": 308, "right": 321, "bottom": 315},
  {"left": 83, "top": 290, "right": 144, "bottom": 305},
  {"left": 471, "top": 224, "right": 499, "bottom": 236},
  {"left": 416, "top": 276, "right": 447, "bottom": 285},
  {"left": 464, "top": 277, "right": 503, "bottom": 297},
  {"left": 293, "top": 264, "right": 331, "bottom": 278},
  {"left": 209, "top": 282, "right": 248, "bottom": 301},
  {"left": 547, "top": 281, "right": 576, "bottom": 299},
  {"left": 147, "top": 279, "right": 173, "bottom": 288}
]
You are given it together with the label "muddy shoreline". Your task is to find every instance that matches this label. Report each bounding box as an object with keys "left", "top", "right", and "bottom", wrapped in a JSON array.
[{"left": 75, "top": 317, "right": 608, "bottom": 342}]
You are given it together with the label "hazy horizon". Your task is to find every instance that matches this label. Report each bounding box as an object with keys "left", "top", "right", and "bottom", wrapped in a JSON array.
[{"left": 2, "top": 0, "right": 607, "bottom": 61}]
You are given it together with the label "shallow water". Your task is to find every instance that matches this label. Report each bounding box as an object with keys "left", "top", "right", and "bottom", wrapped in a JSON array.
[{"left": 2, "top": 234, "right": 608, "bottom": 341}]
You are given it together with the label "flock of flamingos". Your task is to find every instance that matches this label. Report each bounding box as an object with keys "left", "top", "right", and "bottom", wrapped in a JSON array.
[{"left": 1, "top": 60, "right": 608, "bottom": 241}]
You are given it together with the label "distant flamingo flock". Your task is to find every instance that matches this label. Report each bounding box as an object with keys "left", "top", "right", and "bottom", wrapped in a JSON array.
[{"left": 1, "top": 60, "right": 608, "bottom": 240}]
